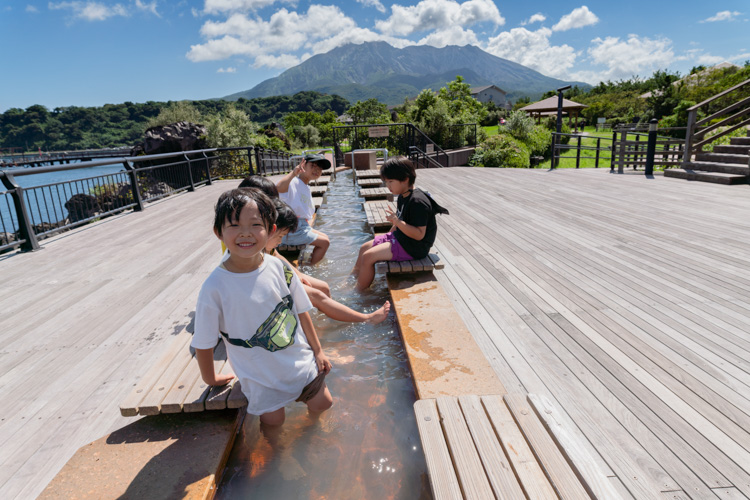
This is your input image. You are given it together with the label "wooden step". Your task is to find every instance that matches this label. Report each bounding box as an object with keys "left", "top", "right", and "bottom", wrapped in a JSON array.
[
  {"left": 713, "top": 144, "right": 750, "bottom": 155},
  {"left": 694, "top": 152, "right": 750, "bottom": 165},
  {"left": 731, "top": 136, "right": 750, "bottom": 145},
  {"left": 684, "top": 161, "right": 750, "bottom": 175},
  {"left": 664, "top": 168, "right": 749, "bottom": 184}
]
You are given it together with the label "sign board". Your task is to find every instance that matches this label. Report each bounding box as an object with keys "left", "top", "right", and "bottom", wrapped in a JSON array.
[
  {"left": 597, "top": 117, "right": 606, "bottom": 123},
  {"left": 425, "top": 144, "right": 434, "bottom": 154},
  {"left": 368, "top": 126, "right": 390, "bottom": 138}
]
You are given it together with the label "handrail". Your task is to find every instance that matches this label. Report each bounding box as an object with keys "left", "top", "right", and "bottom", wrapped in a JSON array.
[
  {"left": 683, "top": 77, "right": 750, "bottom": 164},
  {"left": 409, "top": 146, "right": 445, "bottom": 169}
]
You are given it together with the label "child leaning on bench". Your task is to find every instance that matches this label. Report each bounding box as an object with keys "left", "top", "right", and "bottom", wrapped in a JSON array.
[
  {"left": 193, "top": 188, "right": 333, "bottom": 426},
  {"left": 353, "top": 157, "right": 449, "bottom": 291}
]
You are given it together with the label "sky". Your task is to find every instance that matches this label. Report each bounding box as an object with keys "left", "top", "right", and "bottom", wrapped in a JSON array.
[{"left": 1, "top": 0, "right": 748, "bottom": 112}]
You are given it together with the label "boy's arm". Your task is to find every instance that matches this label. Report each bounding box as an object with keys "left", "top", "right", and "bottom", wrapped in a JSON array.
[
  {"left": 298, "top": 311, "right": 331, "bottom": 374},
  {"left": 195, "top": 348, "right": 235, "bottom": 386},
  {"left": 386, "top": 207, "right": 426, "bottom": 240},
  {"left": 277, "top": 161, "right": 304, "bottom": 193}
]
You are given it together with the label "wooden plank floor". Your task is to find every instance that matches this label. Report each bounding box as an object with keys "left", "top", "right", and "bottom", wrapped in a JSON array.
[
  {"left": 416, "top": 167, "right": 750, "bottom": 500},
  {"left": 0, "top": 180, "right": 239, "bottom": 500}
]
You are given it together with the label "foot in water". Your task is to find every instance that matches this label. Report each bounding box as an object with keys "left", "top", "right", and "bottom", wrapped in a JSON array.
[{"left": 365, "top": 301, "right": 391, "bottom": 324}]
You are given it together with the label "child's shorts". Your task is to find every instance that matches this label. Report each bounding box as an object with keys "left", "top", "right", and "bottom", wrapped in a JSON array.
[
  {"left": 282, "top": 218, "right": 318, "bottom": 246},
  {"left": 373, "top": 231, "right": 414, "bottom": 262},
  {"left": 295, "top": 371, "right": 327, "bottom": 403}
]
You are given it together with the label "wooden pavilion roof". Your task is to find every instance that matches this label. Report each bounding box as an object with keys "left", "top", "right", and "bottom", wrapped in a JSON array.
[{"left": 519, "top": 96, "right": 588, "bottom": 113}]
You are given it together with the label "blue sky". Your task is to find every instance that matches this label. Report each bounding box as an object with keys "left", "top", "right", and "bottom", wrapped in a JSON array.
[{"left": 1, "top": 0, "right": 748, "bottom": 111}]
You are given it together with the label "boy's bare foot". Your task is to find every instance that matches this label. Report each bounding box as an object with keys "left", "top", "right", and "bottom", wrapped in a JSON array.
[{"left": 365, "top": 301, "right": 391, "bottom": 324}]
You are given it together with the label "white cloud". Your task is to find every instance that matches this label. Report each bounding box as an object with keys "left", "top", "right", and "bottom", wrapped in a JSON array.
[
  {"left": 552, "top": 6, "right": 598, "bottom": 32},
  {"left": 376, "top": 0, "right": 504, "bottom": 36},
  {"left": 356, "top": 0, "right": 386, "bottom": 14},
  {"left": 583, "top": 34, "right": 676, "bottom": 82},
  {"left": 484, "top": 27, "right": 577, "bottom": 78},
  {"left": 203, "top": 0, "right": 293, "bottom": 15},
  {"left": 417, "top": 25, "right": 479, "bottom": 48},
  {"left": 135, "top": 0, "right": 158, "bottom": 17},
  {"left": 253, "top": 53, "right": 303, "bottom": 69},
  {"left": 309, "top": 28, "right": 408, "bottom": 54},
  {"left": 48, "top": 1, "right": 129, "bottom": 21},
  {"left": 521, "top": 13, "right": 545, "bottom": 26},
  {"left": 217, "top": 66, "right": 237, "bottom": 73},
  {"left": 701, "top": 10, "right": 742, "bottom": 22},
  {"left": 26, "top": 5, "right": 39, "bottom": 12}
]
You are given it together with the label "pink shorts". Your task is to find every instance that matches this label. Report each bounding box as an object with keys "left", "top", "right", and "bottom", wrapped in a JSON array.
[{"left": 373, "top": 231, "right": 413, "bottom": 261}]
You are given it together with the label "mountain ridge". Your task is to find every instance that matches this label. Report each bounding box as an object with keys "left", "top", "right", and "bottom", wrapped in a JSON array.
[{"left": 223, "top": 41, "right": 589, "bottom": 105}]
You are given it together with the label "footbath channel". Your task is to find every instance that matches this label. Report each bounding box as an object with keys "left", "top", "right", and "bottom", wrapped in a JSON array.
[{"left": 216, "top": 169, "right": 432, "bottom": 499}]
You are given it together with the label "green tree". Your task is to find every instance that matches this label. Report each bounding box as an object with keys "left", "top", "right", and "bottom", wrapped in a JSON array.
[
  {"left": 146, "top": 101, "right": 203, "bottom": 129},
  {"left": 204, "top": 105, "right": 258, "bottom": 148},
  {"left": 346, "top": 98, "right": 390, "bottom": 124}
]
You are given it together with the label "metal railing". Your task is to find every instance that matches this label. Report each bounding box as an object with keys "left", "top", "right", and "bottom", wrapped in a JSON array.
[
  {"left": 612, "top": 127, "right": 684, "bottom": 173},
  {"left": 0, "top": 145, "right": 294, "bottom": 253},
  {"left": 684, "top": 77, "right": 750, "bottom": 163},
  {"left": 552, "top": 133, "right": 614, "bottom": 169}
]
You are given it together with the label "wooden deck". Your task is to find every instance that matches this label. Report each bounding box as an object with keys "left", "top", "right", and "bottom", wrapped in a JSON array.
[
  {"left": 3, "top": 168, "right": 750, "bottom": 498},
  {"left": 417, "top": 167, "right": 750, "bottom": 499}
]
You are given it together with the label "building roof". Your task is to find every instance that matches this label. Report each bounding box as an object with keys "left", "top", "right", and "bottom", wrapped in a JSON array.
[
  {"left": 470, "top": 85, "right": 506, "bottom": 95},
  {"left": 519, "top": 96, "right": 588, "bottom": 113}
]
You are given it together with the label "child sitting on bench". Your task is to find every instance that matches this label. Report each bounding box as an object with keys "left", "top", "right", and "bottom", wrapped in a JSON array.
[
  {"left": 276, "top": 155, "right": 331, "bottom": 265},
  {"left": 352, "top": 157, "right": 448, "bottom": 291},
  {"left": 193, "top": 188, "right": 333, "bottom": 426}
]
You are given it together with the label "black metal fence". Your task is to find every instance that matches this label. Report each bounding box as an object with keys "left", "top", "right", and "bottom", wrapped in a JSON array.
[{"left": 0, "top": 145, "right": 294, "bottom": 253}]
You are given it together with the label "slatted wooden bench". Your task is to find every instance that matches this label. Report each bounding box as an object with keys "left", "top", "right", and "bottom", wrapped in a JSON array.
[
  {"left": 375, "top": 251, "right": 443, "bottom": 274},
  {"left": 415, "top": 394, "right": 623, "bottom": 500},
  {"left": 358, "top": 177, "right": 384, "bottom": 188},
  {"left": 360, "top": 186, "right": 391, "bottom": 200},
  {"left": 352, "top": 168, "right": 382, "bottom": 184},
  {"left": 310, "top": 175, "right": 331, "bottom": 186},
  {"left": 363, "top": 199, "right": 395, "bottom": 231}
]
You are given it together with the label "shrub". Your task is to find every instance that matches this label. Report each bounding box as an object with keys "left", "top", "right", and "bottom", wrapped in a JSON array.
[
  {"left": 472, "top": 134, "right": 530, "bottom": 168},
  {"left": 505, "top": 110, "right": 535, "bottom": 141}
]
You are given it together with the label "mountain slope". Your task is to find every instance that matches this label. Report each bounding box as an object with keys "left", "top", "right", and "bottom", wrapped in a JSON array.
[{"left": 224, "top": 42, "right": 588, "bottom": 105}]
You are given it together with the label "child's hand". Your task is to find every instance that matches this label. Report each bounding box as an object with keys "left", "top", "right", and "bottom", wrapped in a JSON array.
[
  {"left": 315, "top": 352, "right": 332, "bottom": 374},
  {"left": 210, "top": 373, "right": 235, "bottom": 386},
  {"left": 294, "top": 161, "right": 305, "bottom": 177},
  {"left": 385, "top": 207, "right": 399, "bottom": 225},
  {"left": 300, "top": 275, "right": 312, "bottom": 286}
]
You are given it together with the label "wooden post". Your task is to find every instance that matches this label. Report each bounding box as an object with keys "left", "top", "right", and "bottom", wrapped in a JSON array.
[
  {"left": 595, "top": 138, "right": 601, "bottom": 168},
  {"left": 575, "top": 135, "right": 582, "bottom": 168},
  {"left": 683, "top": 108, "right": 698, "bottom": 165},
  {"left": 644, "top": 119, "right": 658, "bottom": 176},
  {"left": 617, "top": 130, "right": 627, "bottom": 174}
]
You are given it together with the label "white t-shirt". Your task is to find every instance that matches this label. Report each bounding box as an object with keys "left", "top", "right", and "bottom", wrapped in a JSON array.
[
  {"left": 280, "top": 176, "right": 315, "bottom": 221},
  {"left": 192, "top": 255, "right": 317, "bottom": 415}
]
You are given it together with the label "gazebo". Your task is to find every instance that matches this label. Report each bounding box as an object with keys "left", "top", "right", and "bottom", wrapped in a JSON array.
[{"left": 519, "top": 96, "right": 588, "bottom": 132}]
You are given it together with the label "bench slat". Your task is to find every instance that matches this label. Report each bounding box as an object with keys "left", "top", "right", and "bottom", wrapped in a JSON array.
[
  {"left": 227, "top": 379, "right": 247, "bottom": 408},
  {"left": 458, "top": 395, "right": 526, "bottom": 499},
  {"left": 482, "top": 395, "right": 558, "bottom": 499},
  {"left": 137, "top": 340, "right": 196, "bottom": 416},
  {"left": 160, "top": 357, "right": 202, "bottom": 413},
  {"left": 414, "top": 399, "right": 464, "bottom": 500},
  {"left": 182, "top": 346, "right": 228, "bottom": 413},
  {"left": 436, "top": 396, "right": 495, "bottom": 500},
  {"left": 505, "top": 394, "right": 592, "bottom": 500},
  {"left": 205, "top": 359, "right": 236, "bottom": 410}
]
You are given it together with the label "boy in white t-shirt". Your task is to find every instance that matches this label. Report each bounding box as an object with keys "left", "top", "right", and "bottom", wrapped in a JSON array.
[
  {"left": 277, "top": 154, "right": 331, "bottom": 264},
  {"left": 192, "top": 188, "right": 333, "bottom": 426}
]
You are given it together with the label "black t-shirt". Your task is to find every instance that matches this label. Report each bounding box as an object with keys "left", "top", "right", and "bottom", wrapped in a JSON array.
[{"left": 394, "top": 188, "right": 437, "bottom": 259}]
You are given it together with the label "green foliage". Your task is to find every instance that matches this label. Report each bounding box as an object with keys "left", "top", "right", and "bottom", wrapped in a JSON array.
[
  {"left": 204, "top": 105, "right": 258, "bottom": 148},
  {"left": 505, "top": 111, "right": 535, "bottom": 141},
  {"left": 291, "top": 124, "right": 321, "bottom": 149},
  {"left": 471, "top": 134, "right": 530, "bottom": 168},
  {"left": 346, "top": 98, "right": 391, "bottom": 124},
  {"left": 146, "top": 101, "right": 202, "bottom": 129}
]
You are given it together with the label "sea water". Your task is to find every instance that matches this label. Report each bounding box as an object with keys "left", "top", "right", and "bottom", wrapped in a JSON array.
[{"left": 216, "top": 171, "right": 432, "bottom": 499}]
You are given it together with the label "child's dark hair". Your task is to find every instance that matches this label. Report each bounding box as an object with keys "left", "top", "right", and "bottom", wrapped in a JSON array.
[
  {"left": 214, "top": 188, "right": 276, "bottom": 236},
  {"left": 380, "top": 156, "right": 416, "bottom": 185},
  {"left": 273, "top": 199, "right": 298, "bottom": 233},
  {"left": 238, "top": 175, "right": 279, "bottom": 198}
]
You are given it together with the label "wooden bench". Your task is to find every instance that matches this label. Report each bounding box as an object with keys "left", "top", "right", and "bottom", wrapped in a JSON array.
[
  {"left": 359, "top": 186, "right": 391, "bottom": 200},
  {"left": 310, "top": 175, "right": 331, "bottom": 186},
  {"left": 363, "top": 199, "right": 395, "bottom": 231},
  {"left": 415, "top": 394, "right": 623, "bottom": 500},
  {"left": 353, "top": 169, "right": 381, "bottom": 184},
  {"left": 375, "top": 251, "right": 443, "bottom": 274},
  {"left": 358, "top": 177, "right": 384, "bottom": 188}
]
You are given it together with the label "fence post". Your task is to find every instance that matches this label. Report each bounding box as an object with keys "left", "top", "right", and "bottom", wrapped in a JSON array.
[
  {"left": 644, "top": 118, "right": 658, "bottom": 176},
  {"left": 551, "top": 133, "right": 557, "bottom": 169},
  {"left": 183, "top": 154, "right": 195, "bottom": 192},
  {"left": 255, "top": 148, "right": 263, "bottom": 176},
  {"left": 0, "top": 172, "right": 41, "bottom": 251},
  {"left": 246, "top": 147, "right": 255, "bottom": 175},
  {"left": 683, "top": 108, "right": 698, "bottom": 165},
  {"left": 203, "top": 152, "right": 212, "bottom": 185},
  {"left": 617, "top": 130, "right": 627, "bottom": 174},
  {"left": 576, "top": 135, "right": 582, "bottom": 168},
  {"left": 595, "top": 138, "right": 601, "bottom": 168},
  {"left": 123, "top": 160, "right": 144, "bottom": 211}
]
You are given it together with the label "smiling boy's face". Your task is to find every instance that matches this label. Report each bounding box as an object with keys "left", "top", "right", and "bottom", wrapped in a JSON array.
[
  {"left": 215, "top": 200, "right": 273, "bottom": 269},
  {"left": 301, "top": 161, "right": 323, "bottom": 182}
]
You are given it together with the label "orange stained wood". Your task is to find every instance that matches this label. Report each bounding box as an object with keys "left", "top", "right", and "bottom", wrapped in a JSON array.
[{"left": 387, "top": 273, "right": 506, "bottom": 400}]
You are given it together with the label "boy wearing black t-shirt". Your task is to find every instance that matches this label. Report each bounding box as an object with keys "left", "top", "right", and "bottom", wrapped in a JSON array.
[{"left": 352, "top": 157, "right": 448, "bottom": 290}]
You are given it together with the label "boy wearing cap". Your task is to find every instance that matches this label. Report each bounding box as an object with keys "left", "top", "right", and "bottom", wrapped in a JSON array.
[{"left": 277, "top": 155, "right": 331, "bottom": 265}]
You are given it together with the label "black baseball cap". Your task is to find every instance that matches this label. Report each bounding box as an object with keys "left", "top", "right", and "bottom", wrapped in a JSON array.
[{"left": 304, "top": 154, "right": 331, "bottom": 170}]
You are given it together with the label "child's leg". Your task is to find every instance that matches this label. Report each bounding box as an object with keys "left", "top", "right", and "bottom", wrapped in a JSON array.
[
  {"left": 305, "top": 383, "right": 333, "bottom": 413},
  {"left": 306, "top": 284, "right": 391, "bottom": 323},
  {"left": 356, "top": 242, "right": 393, "bottom": 291},
  {"left": 260, "top": 407, "right": 285, "bottom": 426},
  {"left": 308, "top": 230, "right": 330, "bottom": 265},
  {"left": 352, "top": 239, "right": 375, "bottom": 275},
  {"left": 300, "top": 273, "right": 331, "bottom": 297}
]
